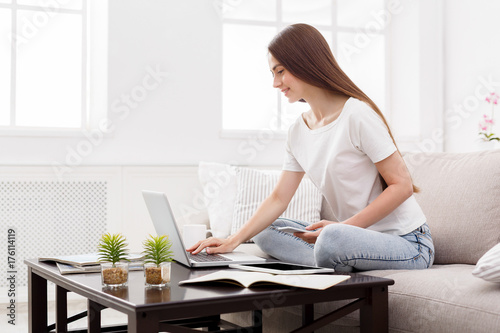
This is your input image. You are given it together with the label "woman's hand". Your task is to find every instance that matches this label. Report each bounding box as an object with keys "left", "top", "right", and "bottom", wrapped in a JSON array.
[
  {"left": 186, "top": 236, "right": 238, "bottom": 255},
  {"left": 294, "top": 220, "right": 337, "bottom": 244}
]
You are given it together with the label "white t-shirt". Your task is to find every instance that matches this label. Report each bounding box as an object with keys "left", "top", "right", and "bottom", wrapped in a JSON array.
[{"left": 283, "top": 97, "right": 426, "bottom": 235}]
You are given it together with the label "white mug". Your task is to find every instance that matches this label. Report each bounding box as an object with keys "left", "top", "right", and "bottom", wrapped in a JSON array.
[{"left": 182, "top": 224, "right": 211, "bottom": 249}]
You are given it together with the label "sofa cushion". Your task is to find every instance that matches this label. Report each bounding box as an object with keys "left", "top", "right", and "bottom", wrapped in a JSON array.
[
  {"left": 235, "top": 243, "right": 272, "bottom": 259},
  {"left": 231, "top": 167, "right": 322, "bottom": 240},
  {"left": 228, "top": 241, "right": 500, "bottom": 332},
  {"left": 223, "top": 263, "right": 500, "bottom": 333},
  {"left": 311, "top": 265, "right": 500, "bottom": 332},
  {"left": 199, "top": 162, "right": 322, "bottom": 241},
  {"left": 365, "top": 265, "right": 500, "bottom": 332},
  {"left": 403, "top": 150, "right": 500, "bottom": 265}
]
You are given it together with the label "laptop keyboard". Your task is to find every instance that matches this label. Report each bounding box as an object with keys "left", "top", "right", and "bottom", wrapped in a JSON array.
[{"left": 188, "top": 252, "right": 230, "bottom": 262}]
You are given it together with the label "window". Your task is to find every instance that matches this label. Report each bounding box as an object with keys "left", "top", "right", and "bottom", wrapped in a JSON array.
[
  {"left": 0, "top": 0, "right": 106, "bottom": 135},
  {"left": 221, "top": 0, "right": 389, "bottom": 134}
]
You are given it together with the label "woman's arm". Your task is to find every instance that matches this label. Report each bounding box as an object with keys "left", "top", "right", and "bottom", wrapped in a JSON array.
[
  {"left": 344, "top": 151, "right": 413, "bottom": 228},
  {"left": 188, "top": 170, "right": 305, "bottom": 254},
  {"left": 298, "top": 151, "right": 413, "bottom": 243}
]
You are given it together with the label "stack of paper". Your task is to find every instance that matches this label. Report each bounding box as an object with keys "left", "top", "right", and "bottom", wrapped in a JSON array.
[{"left": 38, "top": 253, "right": 144, "bottom": 275}]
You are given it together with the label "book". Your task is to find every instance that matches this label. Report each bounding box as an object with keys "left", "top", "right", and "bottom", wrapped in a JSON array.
[
  {"left": 56, "top": 262, "right": 145, "bottom": 275},
  {"left": 39, "top": 252, "right": 144, "bottom": 267},
  {"left": 178, "top": 270, "right": 350, "bottom": 290}
]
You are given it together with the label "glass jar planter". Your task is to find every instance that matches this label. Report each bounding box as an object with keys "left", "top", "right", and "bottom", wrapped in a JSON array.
[
  {"left": 144, "top": 262, "right": 171, "bottom": 288},
  {"left": 101, "top": 262, "right": 129, "bottom": 288}
]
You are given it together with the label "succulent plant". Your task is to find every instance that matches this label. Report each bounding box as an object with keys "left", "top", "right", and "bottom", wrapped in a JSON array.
[
  {"left": 97, "top": 233, "right": 130, "bottom": 267},
  {"left": 142, "top": 234, "right": 174, "bottom": 266}
]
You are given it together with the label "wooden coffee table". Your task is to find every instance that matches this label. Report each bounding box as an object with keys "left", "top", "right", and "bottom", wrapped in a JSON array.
[{"left": 25, "top": 259, "right": 394, "bottom": 332}]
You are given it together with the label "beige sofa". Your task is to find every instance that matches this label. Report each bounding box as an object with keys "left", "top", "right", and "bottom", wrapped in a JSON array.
[{"left": 217, "top": 150, "right": 500, "bottom": 332}]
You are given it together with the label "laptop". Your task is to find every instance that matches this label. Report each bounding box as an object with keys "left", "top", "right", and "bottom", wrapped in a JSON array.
[{"left": 142, "top": 190, "right": 266, "bottom": 268}]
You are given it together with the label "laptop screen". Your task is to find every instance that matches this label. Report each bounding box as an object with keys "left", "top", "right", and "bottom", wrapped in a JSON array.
[{"left": 142, "top": 190, "right": 192, "bottom": 267}]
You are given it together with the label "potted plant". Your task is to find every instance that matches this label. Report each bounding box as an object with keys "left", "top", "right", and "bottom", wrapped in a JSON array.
[
  {"left": 142, "top": 234, "right": 174, "bottom": 287},
  {"left": 97, "top": 233, "right": 130, "bottom": 288}
]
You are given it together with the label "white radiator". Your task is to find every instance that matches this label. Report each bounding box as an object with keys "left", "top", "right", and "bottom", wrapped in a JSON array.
[
  {"left": 0, "top": 180, "right": 108, "bottom": 290},
  {"left": 0, "top": 165, "right": 201, "bottom": 304}
]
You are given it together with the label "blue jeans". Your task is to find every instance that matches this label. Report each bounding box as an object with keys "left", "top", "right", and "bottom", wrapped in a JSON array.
[{"left": 253, "top": 218, "right": 435, "bottom": 272}]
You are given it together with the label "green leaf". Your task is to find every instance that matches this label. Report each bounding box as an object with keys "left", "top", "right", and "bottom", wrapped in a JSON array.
[
  {"left": 97, "top": 233, "right": 130, "bottom": 265},
  {"left": 142, "top": 234, "right": 174, "bottom": 266}
]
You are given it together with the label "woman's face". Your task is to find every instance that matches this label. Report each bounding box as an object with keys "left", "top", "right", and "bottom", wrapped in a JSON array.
[{"left": 268, "top": 54, "right": 307, "bottom": 103}]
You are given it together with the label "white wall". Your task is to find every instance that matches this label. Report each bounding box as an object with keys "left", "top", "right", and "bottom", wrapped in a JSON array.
[
  {"left": 389, "top": 0, "right": 444, "bottom": 153},
  {"left": 0, "top": 0, "right": 499, "bottom": 169},
  {"left": 0, "top": 0, "right": 286, "bottom": 169},
  {"left": 443, "top": 0, "right": 500, "bottom": 152}
]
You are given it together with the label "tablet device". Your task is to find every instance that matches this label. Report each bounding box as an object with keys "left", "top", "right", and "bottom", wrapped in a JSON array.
[
  {"left": 229, "top": 262, "right": 335, "bottom": 275},
  {"left": 276, "top": 226, "right": 316, "bottom": 234}
]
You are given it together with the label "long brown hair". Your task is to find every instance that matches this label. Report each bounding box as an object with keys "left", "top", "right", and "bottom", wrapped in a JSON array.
[{"left": 269, "top": 23, "right": 418, "bottom": 193}]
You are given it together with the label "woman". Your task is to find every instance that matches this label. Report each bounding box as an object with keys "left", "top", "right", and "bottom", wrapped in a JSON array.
[{"left": 188, "top": 23, "right": 434, "bottom": 272}]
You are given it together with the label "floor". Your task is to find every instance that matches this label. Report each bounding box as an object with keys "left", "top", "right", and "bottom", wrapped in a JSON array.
[{"left": 1, "top": 297, "right": 127, "bottom": 333}]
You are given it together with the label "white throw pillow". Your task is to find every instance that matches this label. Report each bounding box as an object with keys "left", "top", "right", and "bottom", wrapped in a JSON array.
[
  {"left": 198, "top": 162, "right": 238, "bottom": 238},
  {"left": 472, "top": 243, "right": 500, "bottom": 283},
  {"left": 199, "top": 162, "right": 323, "bottom": 241},
  {"left": 231, "top": 167, "right": 323, "bottom": 240}
]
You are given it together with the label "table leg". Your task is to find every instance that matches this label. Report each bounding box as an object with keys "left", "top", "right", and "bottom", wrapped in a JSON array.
[
  {"left": 302, "top": 304, "right": 314, "bottom": 327},
  {"left": 29, "top": 267, "right": 47, "bottom": 333},
  {"left": 129, "top": 311, "right": 160, "bottom": 333},
  {"left": 252, "top": 310, "right": 263, "bottom": 333},
  {"left": 88, "top": 299, "right": 102, "bottom": 332},
  {"left": 56, "top": 286, "right": 68, "bottom": 333},
  {"left": 360, "top": 286, "right": 389, "bottom": 333},
  {"left": 207, "top": 314, "right": 221, "bottom": 330}
]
